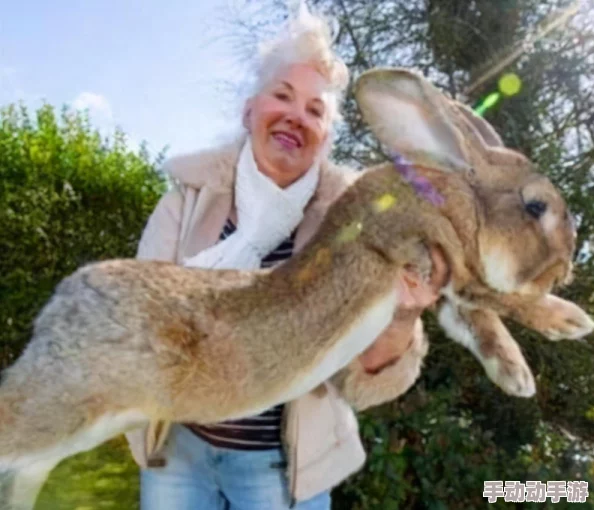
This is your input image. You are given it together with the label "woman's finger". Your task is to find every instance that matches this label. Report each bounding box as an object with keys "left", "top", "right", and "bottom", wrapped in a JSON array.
[{"left": 428, "top": 245, "right": 450, "bottom": 291}]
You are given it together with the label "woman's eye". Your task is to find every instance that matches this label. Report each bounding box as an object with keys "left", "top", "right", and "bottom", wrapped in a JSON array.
[
  {"left": 274, "top": 92, "right": 290, "bottom": 101},
  {"left": 308, "top": 107, "right": 323, "bottom": 118}
]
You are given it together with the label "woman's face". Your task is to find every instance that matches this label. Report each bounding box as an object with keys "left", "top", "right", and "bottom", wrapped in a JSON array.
[{"left": 245, "top": 63, "right": 332, "bottom": 188}]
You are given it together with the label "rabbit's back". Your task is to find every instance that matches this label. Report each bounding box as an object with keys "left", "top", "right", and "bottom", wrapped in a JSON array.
[{"left": 31, "top": 260, "right": 254, "bottom": 349}]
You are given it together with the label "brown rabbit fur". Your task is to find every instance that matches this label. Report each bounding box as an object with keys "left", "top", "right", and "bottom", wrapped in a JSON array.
[
  {"left": 0, "top": 68, "right": 592, "bottom": 509},
  {"left": 349, "top": 68, "right": 592, "bottom": 400}
]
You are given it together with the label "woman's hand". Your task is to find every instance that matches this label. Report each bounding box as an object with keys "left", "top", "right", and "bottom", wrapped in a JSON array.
[
  {"left": 397, "top": 244, "right": 450, "bottom": 316},
  {"left": 359, "top": 246, "right": 450, "bottom": 374}
]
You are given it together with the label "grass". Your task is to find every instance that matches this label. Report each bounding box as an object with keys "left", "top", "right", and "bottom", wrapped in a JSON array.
[{"left": 35, "top": 436, "right": 140, "bottom": 510}]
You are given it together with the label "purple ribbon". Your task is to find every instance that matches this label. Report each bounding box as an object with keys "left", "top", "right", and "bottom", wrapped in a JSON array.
[{"left": 391, "top": 152, "right": 445, "bottom": 207}]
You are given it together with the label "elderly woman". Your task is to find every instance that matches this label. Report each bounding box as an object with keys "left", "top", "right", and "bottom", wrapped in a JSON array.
[{"left": 127, "top": 8, "right": 447, "bottom": 510}]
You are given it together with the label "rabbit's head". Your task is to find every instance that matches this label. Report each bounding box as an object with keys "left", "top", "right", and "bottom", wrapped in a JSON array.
[{"left": 354, "top": 68, "right": 577, "bottom": 301}]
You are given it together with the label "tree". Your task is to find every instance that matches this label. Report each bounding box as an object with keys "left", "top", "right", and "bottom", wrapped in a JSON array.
[
  {"left": 316, "top": 1, "right": 594, "bottom": 507},
  {"left": 229, "top": 0, "right": 594, "bottom": 507}
]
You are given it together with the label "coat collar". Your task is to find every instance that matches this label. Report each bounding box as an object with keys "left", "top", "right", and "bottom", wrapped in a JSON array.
[{"left": 162, "top": 135, "right": 357, "bottom": 213}]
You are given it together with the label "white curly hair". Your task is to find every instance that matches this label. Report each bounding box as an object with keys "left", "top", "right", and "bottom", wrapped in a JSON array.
[{"left": 251, "top": 1, "right": 349, "bottom": 127}]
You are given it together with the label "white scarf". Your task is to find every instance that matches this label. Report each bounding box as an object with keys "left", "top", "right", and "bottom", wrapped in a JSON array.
[{"left": 184, "top": 137, "right": 320, "bottom": 270}]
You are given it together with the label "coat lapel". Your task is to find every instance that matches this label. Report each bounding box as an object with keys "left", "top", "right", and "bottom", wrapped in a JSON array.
[
  {"left": 164, "top": 135, "right": 356, "bottom": 260},
  {"left": 179, "top": 187, "right": 232, "bottom": 261}
]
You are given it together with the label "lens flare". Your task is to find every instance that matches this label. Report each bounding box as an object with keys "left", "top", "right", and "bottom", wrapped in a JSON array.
[
  {"left": 499, "top": 73, "right": 522, "bottom": 96},
  {"left": 474, "top": 92, "right": 501, "bottom": 116}
]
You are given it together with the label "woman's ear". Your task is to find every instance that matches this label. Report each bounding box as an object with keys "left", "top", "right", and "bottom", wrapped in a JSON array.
[{"left": 242, "top": 99, "right": 253, "bottom": 131}]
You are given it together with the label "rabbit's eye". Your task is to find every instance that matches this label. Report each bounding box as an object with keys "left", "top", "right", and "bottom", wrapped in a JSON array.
[{"left": 525, "top": 200, "right": 547, "bottom": 219}]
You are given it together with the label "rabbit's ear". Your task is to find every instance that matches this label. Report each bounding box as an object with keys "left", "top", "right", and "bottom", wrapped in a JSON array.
[
  {"left": 451, "top": 101, "right": 504, "bottom": 148},
  {"left": 354, "top": 68, "right": 472, "bottom": 173}
]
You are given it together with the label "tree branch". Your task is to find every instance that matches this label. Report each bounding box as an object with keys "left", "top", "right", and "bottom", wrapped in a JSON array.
[{"left": 336, "top": 0, "right": 373, "bottom": 68}]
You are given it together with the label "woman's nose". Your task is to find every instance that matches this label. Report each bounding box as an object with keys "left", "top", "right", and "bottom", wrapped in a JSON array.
[{"left": 284, "top": 105, "right": 307, "bottom": 128}]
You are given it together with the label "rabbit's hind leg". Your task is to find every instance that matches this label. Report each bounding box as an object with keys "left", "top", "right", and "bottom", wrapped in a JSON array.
[{"left": 0, "top": 391, "right": 147, "bottom": 510}]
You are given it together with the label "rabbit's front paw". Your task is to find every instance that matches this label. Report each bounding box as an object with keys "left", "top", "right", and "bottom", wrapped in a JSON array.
[
  {"left": 438, "top": 302, "right": 537, "bottom": 397},
  {"left": 542, "top": 309, "right": 594, "bottom": 341},
  {"left": 482, "top": 355, "right": 536, "bottom": 398},
  {"left": 514, "top": 294, "right": 594, "bottom": 342}
]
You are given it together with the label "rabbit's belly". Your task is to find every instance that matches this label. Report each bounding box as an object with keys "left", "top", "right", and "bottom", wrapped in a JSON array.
[{"left": 274, "top": 288, "right": 400, "bottom": 405}]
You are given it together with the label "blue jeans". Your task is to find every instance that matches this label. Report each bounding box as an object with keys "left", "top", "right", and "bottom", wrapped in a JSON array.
[{"left": 140, "top": 424, "right": 331, "bottom": 510}]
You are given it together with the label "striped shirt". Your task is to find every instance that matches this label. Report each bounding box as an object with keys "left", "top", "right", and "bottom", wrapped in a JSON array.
[{"left": 185, "top": 218, "right": 295, "bottom": 450}]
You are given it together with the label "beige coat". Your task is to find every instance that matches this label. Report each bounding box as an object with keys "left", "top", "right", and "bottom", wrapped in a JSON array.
[{"left": 126, "top": 137, "right": 427, "bottom": 502}]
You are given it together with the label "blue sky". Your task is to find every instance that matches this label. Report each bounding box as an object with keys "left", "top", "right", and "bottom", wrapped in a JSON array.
[{"left": 0, "top": 0, "right": 277, "bottom": 158}]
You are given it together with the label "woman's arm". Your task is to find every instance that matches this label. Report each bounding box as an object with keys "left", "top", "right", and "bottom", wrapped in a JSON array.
[
  {"left": 331, "top": 246, "right": 449, "bottom": 411},
  {"left": 136, "top": 187, "right": 184, "bottom": 261}
]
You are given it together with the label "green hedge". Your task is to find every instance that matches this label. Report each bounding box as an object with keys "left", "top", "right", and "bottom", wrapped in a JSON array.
[
  {"left": 0, "top": 103, "right": 166, "bottom": 365},
  {"left": 0, "top": 104, "right": 166, "bottom": 509}
]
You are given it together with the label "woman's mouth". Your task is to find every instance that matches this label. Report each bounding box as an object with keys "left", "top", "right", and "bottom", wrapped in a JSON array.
[{"left": 272, "top": 131, "right": 302, "bottom": 150}]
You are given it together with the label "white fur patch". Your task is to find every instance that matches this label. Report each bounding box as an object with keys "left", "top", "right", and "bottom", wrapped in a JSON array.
[
  {"left": 233, "top": 289, "right": 399, "bottom": 417},
  {"left": 438, "top": 302, "right": 480, "bottom": 357},
  {"left": 0, "top": 410, "right": 148, "bottom": 471},
  {"left": 541, "top": 211, "right": 559, "bottom": 235},
  {"left": 481, "top": 247, "right": 517, "bottom": 293}
]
